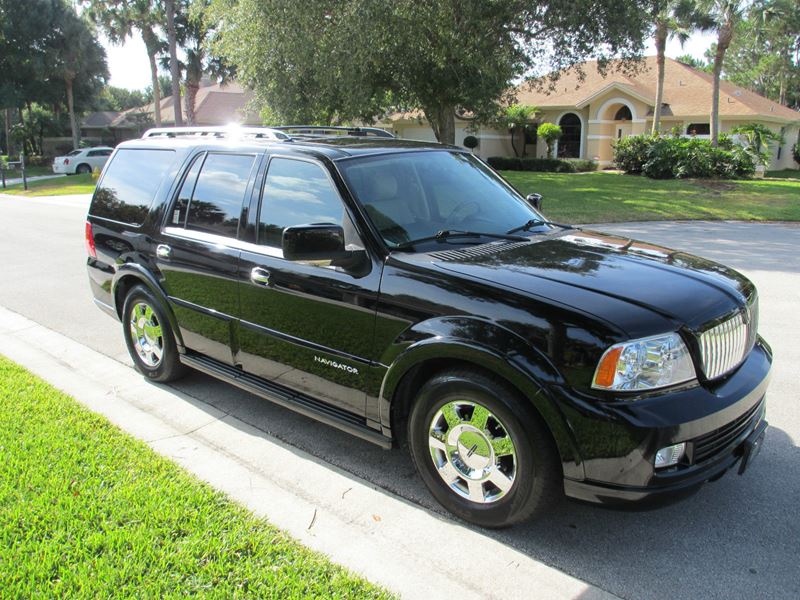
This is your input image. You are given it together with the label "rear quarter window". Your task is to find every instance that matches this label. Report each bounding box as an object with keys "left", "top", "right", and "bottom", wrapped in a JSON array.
[{"left": 90, "top": 148, "right": 177, "bottom": 225}]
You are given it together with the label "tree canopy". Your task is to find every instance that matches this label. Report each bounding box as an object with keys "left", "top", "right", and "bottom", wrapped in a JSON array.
[{"left": 208, "top": 0, "right": 655, "bottom": 144}]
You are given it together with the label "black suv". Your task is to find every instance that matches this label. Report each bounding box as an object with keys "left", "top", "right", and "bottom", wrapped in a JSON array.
[{"left": 86, "top": 125, "right": 771, "bottom": 527}]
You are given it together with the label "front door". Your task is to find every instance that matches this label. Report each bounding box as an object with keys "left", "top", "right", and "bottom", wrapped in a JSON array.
[
  {"left": 156, "top": 151, "right": 259, "bottom": 364},
  {"left": 236, "top": 155, "right": 381, "bottom": 416}
]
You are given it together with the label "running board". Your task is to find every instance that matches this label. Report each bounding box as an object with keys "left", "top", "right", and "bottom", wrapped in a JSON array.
[{"left": 179, "top": 353, "right": 391, "bottom": 448}]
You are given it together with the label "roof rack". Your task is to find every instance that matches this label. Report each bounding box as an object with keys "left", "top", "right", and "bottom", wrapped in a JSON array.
[
  {"left": 273, "top": 125, "right": 395, "bottom": 139},
  {"left": 141, "top": 126, "right": 292, "bottom": 141}
]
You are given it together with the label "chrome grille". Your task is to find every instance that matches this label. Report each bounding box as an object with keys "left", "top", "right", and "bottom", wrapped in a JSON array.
[{"left": 699, "top": 294, "right": 759, "bottom": 380}]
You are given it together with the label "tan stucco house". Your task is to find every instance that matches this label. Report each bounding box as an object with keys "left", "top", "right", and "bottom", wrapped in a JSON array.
[{"left": 382, "top": 56, "right": 800, "bottom": 170}]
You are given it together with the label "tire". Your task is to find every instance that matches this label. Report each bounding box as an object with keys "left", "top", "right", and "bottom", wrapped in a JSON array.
[
  {"left": 122, "top": 285, "right": 187, "bottom": 383},
  {"left": 408, "top": 368, "right": 561, "bottom": 528},
  {"left": 76, "top": 163, "right": 91, "bottom": 175}
]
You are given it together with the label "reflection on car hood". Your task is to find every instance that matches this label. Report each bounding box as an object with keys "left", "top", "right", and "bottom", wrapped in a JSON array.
[{"left": 433, "top": 229, "right": 754, "bottom": 329}]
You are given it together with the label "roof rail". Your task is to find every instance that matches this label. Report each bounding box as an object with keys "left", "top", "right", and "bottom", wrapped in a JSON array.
[
  {"left": 141, "top": 126, "right": 292, "bottom": 141},
  {"left": 273, "top": 125, "right": 395, "bottom": 139}
]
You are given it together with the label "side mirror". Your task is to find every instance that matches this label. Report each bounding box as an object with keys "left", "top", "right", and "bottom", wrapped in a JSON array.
[
  {"left": 282, "top": 223, "right": 352, "bottom": 261},
  {"left": 526, "top": 193, "right": 543, "bottom": 211}
]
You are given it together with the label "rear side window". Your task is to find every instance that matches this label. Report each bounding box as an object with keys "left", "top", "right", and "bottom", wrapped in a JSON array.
[
  {"left": 90, "top": 148, "right": 177, "bottom": 225},
  {"left": 185, "top": 153, "right": 255, "bottom": 238}
]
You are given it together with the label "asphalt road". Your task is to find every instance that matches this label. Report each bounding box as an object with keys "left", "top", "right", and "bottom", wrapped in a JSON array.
[{"left": 1, "top": 193, "right": 798, "bottom": 600}]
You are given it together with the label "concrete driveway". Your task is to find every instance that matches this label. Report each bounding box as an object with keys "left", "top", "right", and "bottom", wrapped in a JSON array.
[{"left": 0, "top": 193, "right": 797, "bottom": 599}]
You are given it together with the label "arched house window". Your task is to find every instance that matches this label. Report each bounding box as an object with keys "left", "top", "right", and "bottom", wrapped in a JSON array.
[
  {"left": 557, "top": 113, "right": 582, "bottom": 159},
  {"left": 614, "top": 106, "right": 632, "bottom": 121}
]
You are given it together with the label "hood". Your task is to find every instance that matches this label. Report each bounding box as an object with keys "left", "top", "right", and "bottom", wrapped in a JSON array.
[{"left": 431, "top": 229, "right": 754, "bottom": 332}]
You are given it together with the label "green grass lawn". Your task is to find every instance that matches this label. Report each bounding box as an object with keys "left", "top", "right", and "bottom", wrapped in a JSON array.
[
  {"left": 1, "top": 173, "right": 96, "bottom": 196},
  {"left": 501, "top": 170, "right": 800, "bottom": 224},
  {"left": 1, "top": 165, "right": 54, "bottom": 177},
  {"left": 766, "top": 169, "right": 800, "bottom": 179},
  {"left": 0, "top": 355, "right": 392, "bottom": 598}
]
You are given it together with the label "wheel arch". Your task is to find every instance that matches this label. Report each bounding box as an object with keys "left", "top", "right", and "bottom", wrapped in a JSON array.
[
  {"left": 112, "top": 264, "right": 185, "bottom": 351},
  {"left": 379, "top": 318, "right": 583, "bottom": 478},
  {"left": 76, "top": 162, "right": 92, "bottom": 173}
]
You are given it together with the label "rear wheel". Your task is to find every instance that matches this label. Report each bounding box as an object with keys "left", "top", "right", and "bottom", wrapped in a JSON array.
[
  {"left": 122, "top": 285, "right": 187, "bottom": 382},
  {"left": 408, "top": 369, "right": 560, "bottom": 528},
  {"left": 76, "top": 163, "right": 91, "bottom": 175}
]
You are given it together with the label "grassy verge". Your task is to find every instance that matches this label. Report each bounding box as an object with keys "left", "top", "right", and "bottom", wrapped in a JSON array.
[
  {"left": 1, "top": 165, "right": 54, "bottom": 177},
  {"left": 1, "top": 173, "right": 95, "bottom": 196},
  {"left": 0, "top": 355, "right": 392, "bottom": 598},
  {"left": 501, "top": 170, "right": 800, "bottom": 224},
  {"left": 766, "top": 169, "right": 800, "bottom": 179}
]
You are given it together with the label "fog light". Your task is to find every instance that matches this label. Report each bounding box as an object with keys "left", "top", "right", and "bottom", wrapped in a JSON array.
[{"left": 655, "top": 442, "right": 686, "bottom": 469}]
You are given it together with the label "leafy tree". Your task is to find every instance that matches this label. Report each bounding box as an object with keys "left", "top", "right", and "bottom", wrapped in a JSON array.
[
  {"left": 83, "top": 0, "right": 167, "bottom": 126},
  {"left": 717, "top": 0, "right": 800, "bottom": 108},
  {"left": 97, "top": 86, "right": 149, "bottom": 112},
  {"left": 651, "top": 0, "right": 711, "bottom": 133},
  {"left": 697, "top": 0, "right": 746, "bottom": 146},
  {"left": 497, "top": 104, "right": 539, "bottom": 158},
  {"left": 537, "top": 123, "right": 562, "bottom": 159},
  {"left": 209, "top": 0, "right": 655, "bottom": 144},
  {"left": 793, "top": 141, "right": 800, "bottom": 166},
  {"left": 144, "top": 75, "right": 174, "bottom": 105},
  {"left": 731, "top": 123, "right": 784, "bottom": 166},
  {"left": 49, "top": 5, "right": 109, "bottom": 148}
]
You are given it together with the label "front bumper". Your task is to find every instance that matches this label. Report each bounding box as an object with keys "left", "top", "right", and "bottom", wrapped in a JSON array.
[{"left": 558, "top": 337, "right": 772, "bottom": 505}]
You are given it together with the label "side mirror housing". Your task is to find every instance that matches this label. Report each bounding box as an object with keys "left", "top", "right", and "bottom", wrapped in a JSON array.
[
  {"left": 282, "top": 223, "right": 352, "bottom": 261},
  {"left": 526, "top": 193, "right": 543, "bottom": 211}
]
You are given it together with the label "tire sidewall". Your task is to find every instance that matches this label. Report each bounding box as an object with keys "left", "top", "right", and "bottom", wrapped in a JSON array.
[
  {"left": 122, "top": 285, "right": 180, "bottom": 382},
  {"left": 408, "top": 372, "right": 544, "bottom": 528}
]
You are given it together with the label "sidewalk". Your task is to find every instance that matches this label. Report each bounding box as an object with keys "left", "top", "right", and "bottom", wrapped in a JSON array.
[
  {"left": 1, "top": 173, "right": 65, "bottom": 187},
  {"left": 0, "top": 305, "right": 616, "bottom": 600}
]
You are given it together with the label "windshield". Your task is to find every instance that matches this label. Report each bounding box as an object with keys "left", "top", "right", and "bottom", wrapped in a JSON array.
[{"left": 337, "top": 151, "right": 544, "bottom": 250}]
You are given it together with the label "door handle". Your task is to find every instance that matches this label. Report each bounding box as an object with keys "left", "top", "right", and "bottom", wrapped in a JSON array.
[
  {"left": 156, "top": 244, "right": 172, "bottom": 259},
  {"left": 250, "top": 267, "right": 271, "bottom": 285}
]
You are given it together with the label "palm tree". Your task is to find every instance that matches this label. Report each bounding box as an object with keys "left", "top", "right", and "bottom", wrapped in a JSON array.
[
  {"left": 651, "top": 0, "right": 710, "bottom": 133},
  {"left": 84, "top": 1, "right": 166, "bottom": 127},
  {"left": 698, "top": 0, "right": 746, "bottom": 146},
  {"left": 165, "top": 0, "right": 183, "bottom": 126}
]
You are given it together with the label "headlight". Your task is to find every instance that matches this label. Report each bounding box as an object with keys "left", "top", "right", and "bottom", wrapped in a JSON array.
[{"left": 592, "top": 333, "right": 696, "bottom": 392}]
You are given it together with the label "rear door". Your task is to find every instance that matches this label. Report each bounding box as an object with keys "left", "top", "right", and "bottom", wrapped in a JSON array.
[
  {"left": 236, "top": 155, "right": 382, "bottom": 416},
  {"left": 155, "top": 151, "right": 259, "bottom": 364}
]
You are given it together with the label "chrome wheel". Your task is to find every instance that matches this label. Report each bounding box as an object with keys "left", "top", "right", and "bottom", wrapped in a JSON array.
[
  {"left": 129, "top": 301, "right": 163, "bottom": 367},
  {"left": 428, "top": 400, "right": 517, "bottom": 504}
]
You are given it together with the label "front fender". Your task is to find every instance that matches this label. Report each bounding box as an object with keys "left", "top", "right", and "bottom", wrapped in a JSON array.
[
  {"left": 378, "top": 316, "right": 583, "bottom": 478},
  {"left": 112, "top": 263, "right": 185, "bottom": 351}
]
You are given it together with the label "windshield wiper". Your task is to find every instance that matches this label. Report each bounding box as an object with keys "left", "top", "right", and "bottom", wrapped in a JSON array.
[
  {"left": 506, "top": 219, "right": 574, "bottom": 235},
  {"left": 393, "top": 229, "right": 528, "bottom": 251}
]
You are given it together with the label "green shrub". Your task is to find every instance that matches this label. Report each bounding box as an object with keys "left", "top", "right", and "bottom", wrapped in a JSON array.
[
  {"left": 487, "top": 156, "right": 591, "bottom": 173},
  {"left": 536, "top": 122, "right": 562, "bottom": 159},
  {"left": 614, "top": 134, "right": 755, "bottom": 180},
  {"left": 612, "top": 135, "right": 655, "bottom": 173},
  {"left": 792, "top": 142, "right": 800, "bottom": 166}
]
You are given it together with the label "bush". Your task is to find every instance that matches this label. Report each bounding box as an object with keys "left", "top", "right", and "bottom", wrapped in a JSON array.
[
  {"left": 536, "top": 122, "right": 562, "bottom": 159},
  {"left": 487, "top": 156, "right": 594, "bottom": 173},
  {"left": 793, "top": 142, "right": 800, "bottom": 166},
  {"left": 613, "top": 134, "right": 755, "bottom": 179},
  {"left": 463, "top": 135, "right": 479, "bottom": 149}
]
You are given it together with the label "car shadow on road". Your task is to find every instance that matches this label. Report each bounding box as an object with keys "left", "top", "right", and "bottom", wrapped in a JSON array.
[{"left": 161, "top": 371, "right": 799, "bottom": 600}]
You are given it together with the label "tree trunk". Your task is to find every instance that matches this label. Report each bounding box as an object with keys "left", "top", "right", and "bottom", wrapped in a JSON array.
[
  {"left": 652, "top": 23, "right": 667, "bottom": 134},
  {"left": 4, "top": 108, "right": 12, "bottom": 156},
  {"left": 423, "top": 104, "right": 456, "bottom": 145},
  {"left": 66, "top": 78, "right": 80, "bottom": 149},
  {"left": 184, "top": 78, "right": 199, "bottom": 126},
  {"left": 165, "top": 0, "right": 183, "bottom": 127},
  {"left": 510, "top": 126, "right": 520, "bottom": 157},
  {"left": 141, "top": 28, "right": 162, "bottom": 127},
  {"left": 710, "top": 23, "right": 733, "bottom": 147}
]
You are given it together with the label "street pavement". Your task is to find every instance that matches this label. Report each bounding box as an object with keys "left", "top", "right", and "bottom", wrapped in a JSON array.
[{"left": 1, "top": 192, "right": 798, "bottom": 600}]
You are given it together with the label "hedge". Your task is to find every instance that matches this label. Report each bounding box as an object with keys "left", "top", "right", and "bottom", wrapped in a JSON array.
[
  {"left": 487, "top": 156, "right": 596, "bottom": 172},
  {"left": 613, "top": 134, "right": 755, "bottom": 179}
]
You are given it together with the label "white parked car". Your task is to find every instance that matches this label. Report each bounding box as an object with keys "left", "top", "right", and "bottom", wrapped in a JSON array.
[{"left": 52, "top": 147, "right": 114, "bottom": 175}]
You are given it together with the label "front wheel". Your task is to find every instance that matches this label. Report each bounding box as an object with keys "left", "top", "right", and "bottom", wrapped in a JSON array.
[
  {"left": 408, "top": 369, "right": 560, "bottom": 528},
  {"left": 122, "top": 285, "right": 187, "bottom": 383}
]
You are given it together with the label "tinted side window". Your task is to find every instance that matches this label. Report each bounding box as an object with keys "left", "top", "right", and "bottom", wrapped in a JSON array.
[
  {"left": 186, "top": 153, "right": 255, "bottom": 238},
  {"left": 169, "top": 153, "right": 204, "bottom": 227},
  {"left": 258, "top": 158, "right": 343, "bottom": 248},
  {"left": 90, "top": 148, "right": 177, "bottom": 225}
]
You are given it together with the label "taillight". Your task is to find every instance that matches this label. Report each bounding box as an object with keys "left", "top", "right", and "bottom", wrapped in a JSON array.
[
  {"left": 85, "top": 221, "right": 97, "bottom": 258},
  {"left": 64, "top": 158, "right": 69, "bottom": 165}
]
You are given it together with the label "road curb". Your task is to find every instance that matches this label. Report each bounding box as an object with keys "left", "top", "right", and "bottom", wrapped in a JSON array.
[{"left": 0, "top": 305, "right": 618, "bottom": 600}]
